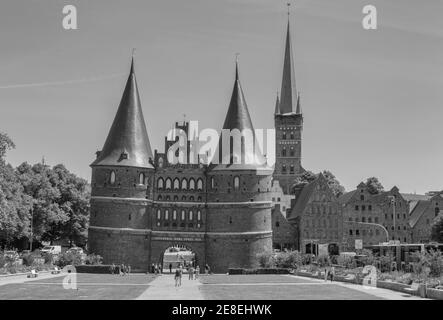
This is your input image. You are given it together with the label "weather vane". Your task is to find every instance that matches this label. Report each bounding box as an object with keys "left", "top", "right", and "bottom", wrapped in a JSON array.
[
  {"left": 287, "top": 2, "right": 291, "bottom": 15},
  {"left": 132, "top": 48, "right": 136, "bottom": 58},
  {"left": 235, "top": 52, "right": 240, "bottom": 63}
]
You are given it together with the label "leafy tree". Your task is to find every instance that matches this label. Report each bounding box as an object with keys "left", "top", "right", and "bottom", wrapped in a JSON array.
[
  {"left": 431, "top": 215, "right": 443, "bottom": 243},
  {"left": 365, "top": 177, "right": 384, "bottom": 195},
  {"left": 322, "top": 170, "right": 345, "bottom": 197},
  {"left": 0, "top": 132, "right": 15, "bottom": 160}
]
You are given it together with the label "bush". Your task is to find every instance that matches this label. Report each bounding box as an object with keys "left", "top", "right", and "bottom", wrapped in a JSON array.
[
  {"left": 274, "top": 251, "right": 302, "bottom": 269},
  {"left": 75, "top": 265, "right": 113, "bottom": 274},
  {"left": 337, "top": 255, "right": 356, "bottom": 269},
  {"left": 256, "top": 252, "right": 275, "bottom": 268},
  {"left": 21, "top": 253, "right": 35, "bottom": 266},
  {"left": 85, "top": 254, "right": 103, "bottom": 265},
  {"left": 56, "top": 251, "right": 83, "bottom": 268},
  {"left": 316, "top": 254, "right": 331, "bottom": 267},
  {"left": 0, "top": 253, "right": 6, "bottom": 267}
]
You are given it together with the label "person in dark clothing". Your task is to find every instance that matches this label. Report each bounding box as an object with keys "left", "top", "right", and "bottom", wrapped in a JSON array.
[{"left": 169, "top": 263, "right": 172, "bottom": 274}]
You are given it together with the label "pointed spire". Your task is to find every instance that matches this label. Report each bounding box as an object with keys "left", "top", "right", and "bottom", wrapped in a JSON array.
[
  {"left": 91, "top": 56, "right": 154, "bottom": 168},
  {"left": 296, "top": 92, "right": 301, "bottom": 114},
  {"left": 279, "top": 9, "right": 298, "bottom": 114},
  {"left": 213, "top": 61, "right": 266, "bottom": 169},
  {"left": 274, "top": 92, "right": 280, "bottom": 114}
]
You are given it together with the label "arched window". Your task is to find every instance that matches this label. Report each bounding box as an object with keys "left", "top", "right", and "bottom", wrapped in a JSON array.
[
  {"left": 282, "top": 132, "right": 286, "bottom": 140},
  {"left": 173, "top": 178, "right": 180, "bottom": 190},
  {"left": 173, "top": 210, "right": 177, "bottom": 220},
  {"left": 189, "top": 210, "right": 193, "bottom": 220},
  {"left": 282, "top": 165, "right": 287, "bottom": 173},
  {"left": 210, "top": 177, "right": 215, "bottom": 189},
  {"left": 197, "top": 210, "right": 201, "bottom": 221},
  {"left": 165, "top": 178, "right": 172, "bottom": 190},
  {"left": 290, "top": 132, "right": 294, "bottom": 140},
  {"left": 182, "top": 196, "right": 186, "bottom": 201},
  {"left": 157, "top": 178, "right": 164, "bottom": 190},
  {"left": 290, "top": 165, "right": 294, "bottom": 174},
  {"left": 181, "top": 178, "right": 187, "bottom": 190},
  {"left": 189, "top": 179, "right": 195, "bottom": 190},
  {"left": 165, "top": 210, "right": 169, "bottom": 220},
  {"left": 174, "top": 195, "right": 178, "bottom": 201},
  {"left": 197, "top": 179, "right": 203, "bottom": 191},
  {"left": 157, "top": 209, "right": 161, "bottom": 220},
  {"left": 181, "top": 210, "right": 186, "bottom": 220},
  {"left": 233, "top": 176, "right": 240, "bottom": 191},
  {"left": 158, "top": 157, "right": 164, "bottom": 168},
  {"left": 165, "top": 195, "right": 170, "bottom": 201},
  {"left": 110, "top": 171, "right": 116, "bottom": 184},
  {"left": 290, "top": 146, "right": 295, "bottom": 157},
  {"left": 189, "top": 196, "right": 194, "bottom": 201},
  {"left": 158, "top": 195, "right": 162, "bottom": 201},
  {"left": 197, "top": 196, "right": 202, "bottom": 202},
  {"left": 282, "top": 147, "right": 287, "bottom": 157},
  {"left": 139, "top": 173, "right": 145, "bottom": 185}
]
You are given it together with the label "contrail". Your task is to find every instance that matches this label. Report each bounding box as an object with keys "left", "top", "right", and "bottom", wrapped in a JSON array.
[{"left": 0, "top": 73, "right": 126, "bottom": 89}]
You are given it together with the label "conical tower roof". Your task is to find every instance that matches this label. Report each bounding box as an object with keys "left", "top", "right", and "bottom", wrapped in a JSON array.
[
  {"left": 212, "top": 62, "right": 269, "bottom": 171},
  {"left": 274, "top": 92, "right": 280, "bottom": 114},
  {"left": 279, "top": 18, "right": 298, "bottom": 114},
  {"left": 91, "top": 58, "right": 154, "bottom": 169}
]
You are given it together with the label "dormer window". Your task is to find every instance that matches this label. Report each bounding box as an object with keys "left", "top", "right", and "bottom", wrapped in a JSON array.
[{"left": 120, "top": 152, "right": 128, "bottom": 160}]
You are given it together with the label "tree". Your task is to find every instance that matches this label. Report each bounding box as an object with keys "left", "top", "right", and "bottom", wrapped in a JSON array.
[
  {"left": 365, "top": 177, "right": 384, "bottom": 195},
  {"left": 0, "top": 133, "right": 32, "bottom": 246},
  {"left": 431, "top": 215, "right": 443, "bottom": 243},
  {"left": 322, "top": 170, "right": 345, "bottom": 197}
]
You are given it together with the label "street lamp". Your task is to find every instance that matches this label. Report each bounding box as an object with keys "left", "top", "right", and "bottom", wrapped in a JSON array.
[
  {"left": 29, "top": 207, "right": 33, "bottom": 251},
  {"left": 344, "top": 220, "right": 389, "bottom": 243}
]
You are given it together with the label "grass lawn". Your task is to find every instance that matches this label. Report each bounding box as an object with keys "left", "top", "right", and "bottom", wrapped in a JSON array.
[
  {"left": 0, "top": 273, "right": 157, "bottom": 300},
  {"left": 199, "top": 275, "right": 384, "bottom": 300}
]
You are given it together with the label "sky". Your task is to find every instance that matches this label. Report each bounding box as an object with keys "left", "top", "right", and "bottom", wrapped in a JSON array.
[{"left": 0, "top": 0, "right": 442, "bottom": 195}]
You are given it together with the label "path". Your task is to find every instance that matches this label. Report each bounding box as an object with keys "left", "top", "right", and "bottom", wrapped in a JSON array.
[
  {"left": 136, "top": 274, "right": 204, "bottom": 300},
  {"left": 0, "top": 271, "right": 65, "bottom": 287}
]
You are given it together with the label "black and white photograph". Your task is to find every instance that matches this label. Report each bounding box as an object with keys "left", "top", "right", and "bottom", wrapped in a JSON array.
[{"left": 1, "top": 0, "right": 443, "bottom": 307}]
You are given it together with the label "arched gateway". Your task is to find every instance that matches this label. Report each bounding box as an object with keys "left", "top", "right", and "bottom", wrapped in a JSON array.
[{"left": 87, "top": 58, "right": 273, "bottom": 273}]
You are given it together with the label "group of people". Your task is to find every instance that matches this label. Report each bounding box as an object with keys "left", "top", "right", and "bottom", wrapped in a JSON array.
[
  {"left": 110, "top": 263, "right": 131, "bottom": 276},
  {"left": 151, "top": 263, "right": 163, "bottom": 274},
  {"left": 173, "top": 264, "right": 210, "bottom": 287}
]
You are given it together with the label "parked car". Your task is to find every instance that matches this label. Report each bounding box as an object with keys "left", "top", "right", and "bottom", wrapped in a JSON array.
[{"left": 40, "top": 245, "right": 62, "bottom": 255}]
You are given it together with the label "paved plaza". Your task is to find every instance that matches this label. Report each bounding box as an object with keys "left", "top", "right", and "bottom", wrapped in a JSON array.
[{"left": 0, "top": 272, "right": 427, "bottom": 300}]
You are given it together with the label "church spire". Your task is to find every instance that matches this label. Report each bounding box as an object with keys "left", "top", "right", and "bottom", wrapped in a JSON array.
[
  {"left": 279, "top": 7, "right": 298, "bottom": 114},
  {"left": 296, "top": 91, "right": 301, "bottom": 114},
  {"left": 91, "top": 55, "right": 154, "bottom": 169},
  {"left": 274, "top": 92, "right": 280, "bottom": 114}
]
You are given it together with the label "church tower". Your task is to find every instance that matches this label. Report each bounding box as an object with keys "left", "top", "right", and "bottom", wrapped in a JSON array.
[
  {"left": 88, "top": 57, "right": 155, "bottom": 269},
  {"left": 273, "top": 12, "right": 304, "bottom": 195}
]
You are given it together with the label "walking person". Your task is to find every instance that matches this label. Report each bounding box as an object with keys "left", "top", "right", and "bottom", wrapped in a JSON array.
[
  {"left": 110, "top": 263, "right": 115, "bottom": 275},
  {"left": 174, "top": 268, "right": 182, "bottom": 287},
  {"left": 195, "top": 265, "right": 200, "bottom": 279},
  {"left": 189, "top": 265, "right": 194, "bottom": 280},
  {"left": 169, "top": 263, "right": 172, "bottom": 274},
  {"left": 329, "top": 265, "right": 335, "bottom": 282},
  {"left": 154, "top": 264, "right": 158, "bottom": 275}
]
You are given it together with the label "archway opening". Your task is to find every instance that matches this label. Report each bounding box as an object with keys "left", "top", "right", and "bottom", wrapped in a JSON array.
[{"left": 161, "top": 245, "right": 197, "bottom": 274}]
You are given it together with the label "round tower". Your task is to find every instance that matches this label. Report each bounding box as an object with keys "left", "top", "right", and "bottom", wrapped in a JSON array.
[
  {"left": 206, "top": 62, "right": 273, "bottom": 272},
  {"left": 88, "top": 58, "right": 155, "bottom": 271}
]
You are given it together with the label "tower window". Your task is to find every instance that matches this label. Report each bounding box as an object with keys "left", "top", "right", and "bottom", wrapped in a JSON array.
[
  {"left": 290, "top": 132, "right": 294, "bottom": 140},
  {"left": 189, "top": 210, "right": 193, "bottom": 220},
  {"left": 290, "top": 165, "right": 294, "bottom": 174},
  {"left": 181, "top": 178, "right": 188, "bottom": 190},
  {"left": 189, "top": 178, "right": 195, "bottom": 190},
  {"left": 290, "top": 146, "right": 295, "bottom": 157},
  {"left": 282, "top": 132, "right": 286, "bottom": 140},
  {"left": 165, "top": 210, "right": 169, "bottom": 220},
  {"left": 173, "top": 178, "right": 180, "bottom": 190},
  {"left": 157, "top": 209, "right": 161, "bottom": 220},
  {"left": 197, "top": 210, "right": 201, "bottom": 221},
  {"left": 173, "top": 210, "right": 177, "bottom": 220},
  {"left": 435, "top": 207, "right": 440, "bottom": 216},
  {"left": 210, "top": 177, "right": 215, "bottom": 189},
  {"left": 110, "top": 171, "right": 116, "bottom": 185},
  {"left": 181, "top": 210, "right": 186, "bottom": 221},
  {"left": 282, "top": 165, "right": 287, "bottom": 174},
  {"left": 282, "top": 147, "right": 287, "bottom": 157},
  {"left": 157, "top": 178, "right": 164, "bottom": 190},
  {"left": 197, "top": 179, "right": 203, "bottom": 191},
  {"left": 234, "top": 176, "right": 240, "bottom": 190},
  {"left": 165, "top": 178, "right": 172, "bottom": 190}
]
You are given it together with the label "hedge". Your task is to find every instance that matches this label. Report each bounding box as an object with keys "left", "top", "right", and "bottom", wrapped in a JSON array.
[
  {"left": 228, "top": 268, "right": 290, "bottom": 275},
  {"left": 74, "top": 265, "right": 113, "bottom": 274}
]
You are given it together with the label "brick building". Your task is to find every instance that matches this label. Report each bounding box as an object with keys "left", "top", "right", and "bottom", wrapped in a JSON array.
[
  {"left": 409, "top": 191, "right": 443, "bottom": 243},
  {"left": 287, "top": 174, "right": 343, "bottom": 254},
  {"left": 339, "top": 184, "right": 415, "bottom": 250}
]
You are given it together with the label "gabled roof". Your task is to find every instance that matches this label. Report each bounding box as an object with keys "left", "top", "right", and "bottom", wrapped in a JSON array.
[
  {"left": 91, "top": 58, "right": 154, "bottom": 169},
  {"left": 409, "top": 200, "right": 431, "bottom": 228},
  {"left": 338, "top": 189, "right": 358, "bottom": 204}
]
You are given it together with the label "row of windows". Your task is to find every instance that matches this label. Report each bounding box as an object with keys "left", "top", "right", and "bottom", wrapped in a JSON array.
[
  {"left": 281, "top": 132, "right": 296, "bottom": 140},
  {"left": 304, "top": 230, "right": 339, "bottom": 239},
  {"left": 349, "top": 229, "right": 381, "bottom": 236},
  {"left": 384, "top": 213, "right": 407, "bottom": 220},
  {"left": 109, "top": 171, "right": 147, "bottom": 185},
  {"left": 156, "top": 209, "right": 202, "bottom": 221},
  {"left": 281, "top": 147, "right": 296, "bottom": 157},
  {"left": 281, "top": 165, "right": 295, "bottom": 174},
  {"left": 157, "top": 177, "right": 203, "bottom": 191},
  {"left": 354, "top": 205, "right": 372, "bottom": 211},
  {"left": 348, "top": 217, "right": 379, "bottom": 223},
  {"left": 307, "top": 206, "right": 338, "bottom": 215},
  {"left": 305, "top": 219, "right": 339, "bottom": 228},
  {"left": 157, "top": 195, "right": 203, "bottom": 202}
]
